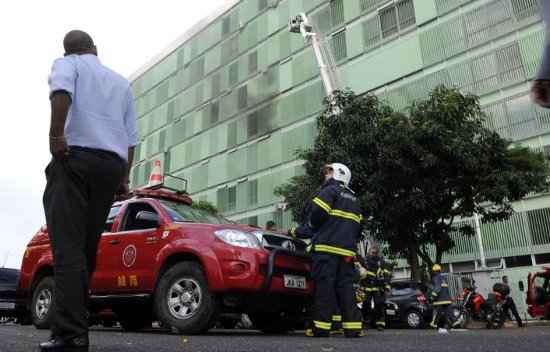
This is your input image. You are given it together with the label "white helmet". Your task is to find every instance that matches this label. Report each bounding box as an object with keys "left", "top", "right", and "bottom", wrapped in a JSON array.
[{"left": 329, "top": 163, "right": 351, "bottom": 187}]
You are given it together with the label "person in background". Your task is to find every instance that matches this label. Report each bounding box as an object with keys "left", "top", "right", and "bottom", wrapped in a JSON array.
[
  {"left": 40, "top": 30, "right": 138, "bottom": 352},
  {"left": 429, "top": 264, "right": 452, "bottom": 334},
  {"left": 500, "top": 276, "right": 524, "bottom": 327},
  {"left": 359, "top": 245, "right": 392, "bottom": 331},
  {"left": 530, "top": 1, "right": 550, "bottom": 108},
  {"left": 265, "top": 220, "right": 277, "bottom": 232}
]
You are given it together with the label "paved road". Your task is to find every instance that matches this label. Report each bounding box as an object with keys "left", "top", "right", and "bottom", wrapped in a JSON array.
[{"left": 0, "top": 324, "right": 549, "bottom": 352}]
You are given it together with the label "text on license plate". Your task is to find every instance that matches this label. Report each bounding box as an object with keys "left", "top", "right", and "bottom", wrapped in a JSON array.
[
  {"left": 283, "top": 275, "right": 306, "bottom": 289},
  {"left": 386, "top": 309, "right": 396, "bottom": 316}
]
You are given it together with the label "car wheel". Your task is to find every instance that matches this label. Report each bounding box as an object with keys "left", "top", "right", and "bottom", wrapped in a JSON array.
[
  {"left": 154, "top": 262, "right": 218, "bottom": 335},
  {"left": 31, "top": 277, "right": 54, "bottom": 329},
  {"left": 405, "top": 309, "right": 424, "bottom": 329},
  {"left": 249, "top": 312, "right": 298, "bottom": 334}
]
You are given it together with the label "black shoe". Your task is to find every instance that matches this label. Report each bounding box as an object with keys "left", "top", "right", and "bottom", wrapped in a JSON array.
[
  {"left": 344, "top": 331, "right": 364, "bottom": 338},
  {"left": 39, "top": 335, "right": 89, "bottom": 352}
]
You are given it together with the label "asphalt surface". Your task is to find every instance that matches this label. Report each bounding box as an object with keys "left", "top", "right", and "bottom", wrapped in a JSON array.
[{"left": 0, "top": 324, "right": 549, "bottom": 352}]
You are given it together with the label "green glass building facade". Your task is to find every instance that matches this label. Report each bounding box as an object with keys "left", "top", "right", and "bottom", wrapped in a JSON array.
[{"left": 130, "top": 0, "right": 550, "bottom": 271}]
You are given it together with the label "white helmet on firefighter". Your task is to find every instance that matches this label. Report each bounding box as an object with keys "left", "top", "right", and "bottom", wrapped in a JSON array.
[{"left": 329, "top": 163, "right": 351, "bottom": 187}]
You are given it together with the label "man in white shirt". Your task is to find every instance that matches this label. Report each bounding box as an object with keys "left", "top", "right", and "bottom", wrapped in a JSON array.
[{"left": 40, "top": 30, "right": 138, "bottom": 352}]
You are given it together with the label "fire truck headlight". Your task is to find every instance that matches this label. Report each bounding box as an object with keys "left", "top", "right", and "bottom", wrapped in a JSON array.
[{"left": 214, "top": 229, "right": 261, "bottom": 249}]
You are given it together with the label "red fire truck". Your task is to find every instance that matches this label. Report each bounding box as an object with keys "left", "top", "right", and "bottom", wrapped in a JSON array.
[{"left": 14, "top": 168, "right": 312, "bottom": 334}]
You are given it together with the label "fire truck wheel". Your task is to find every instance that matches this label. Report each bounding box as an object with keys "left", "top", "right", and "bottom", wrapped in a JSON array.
[
  {"left": 31, "top": 277, "right": 55, "bottom": 329},
  {"left": 154, "top": 262, "right": 218, "bottom": 335}
]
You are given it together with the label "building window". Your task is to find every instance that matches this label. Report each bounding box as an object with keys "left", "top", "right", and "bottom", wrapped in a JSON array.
[
  {"left": 380, "top": 6, "right": 399, "bottom": 38},
  {"left": 511, "top": 0, "right": 540, "bottom": 21},
  {"left": 156, "top": 81, "right": 169, "bottom": 106},
  {"left": 227, "top": 121, "right": 237, "bottom": 147},
  {"left": 210, "top": 101, "right": 219, "bottom": 125},
  {"left": 248, "top": 216, "right": 258, "bottom": 227},
  {"left": 229, "top": 62, "right": 239, "bottom": 86},
  {"left": 177, "top": 48, "right": 185, "bottom": 69},
  {"left": 249, "top": 51, "right": 258, "bottom": 74},
  {"left": 222, "top": 16, "right": 231, "bottom": 35},
  {"left": 227, "top": 186, "right": 236, "bottom": 211},
  {"left": 397, "top": 0, "right": 416, "bottom": 30},
  {"left": 211, "top": 73, "right": 221, "bottom": 97},
  {"left": 167, "top": 100, "right": 175, "bottom": 122},
  {"left": 238, "top": 85, "right": 248, "bottom": 110},
  {"left": 331, "top": 30, "right": 347, "bottom": 61},
  {"left": 330, "top": 0, "right": 345, "bottom": 28},
  {"left": 247, "top": 112, "right": 258, "bottom": 138},
  {"left": 248, "top": 179, "right": 258, "bottom": 206}
]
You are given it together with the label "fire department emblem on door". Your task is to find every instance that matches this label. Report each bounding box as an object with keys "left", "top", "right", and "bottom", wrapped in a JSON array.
[{"left": 122, "top": 245, "right": 137, "bottom": 268}]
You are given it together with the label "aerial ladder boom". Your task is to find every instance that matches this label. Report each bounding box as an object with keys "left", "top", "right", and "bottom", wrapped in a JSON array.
[{"left": 289, "top": 13, "right": 341, "bottom": 99}]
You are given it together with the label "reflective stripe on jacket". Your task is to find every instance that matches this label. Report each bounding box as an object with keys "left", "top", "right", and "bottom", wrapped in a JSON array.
[
  {"left": 430, "top": 273, "right": 452, "bottom": 305},
  {"left": 309, "top": 179, "right": 363, "bottom": 256}
]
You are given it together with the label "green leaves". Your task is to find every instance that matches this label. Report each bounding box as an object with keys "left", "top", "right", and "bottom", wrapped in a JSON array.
[{"left": 277, "top": 86, "right": 550, "bottom": 277}]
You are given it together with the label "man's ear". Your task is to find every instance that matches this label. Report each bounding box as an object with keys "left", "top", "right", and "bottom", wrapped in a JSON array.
[{"left": 92, "top": 46, "right": 98, "bottom": 56}]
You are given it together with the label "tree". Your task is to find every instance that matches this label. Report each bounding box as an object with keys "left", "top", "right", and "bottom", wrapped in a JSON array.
[
  {"left": 192, "top": 200, "right": 219, "bottom": 214},
  {"left": 276, "top": 87, "right": 550, "bottom": 281}
]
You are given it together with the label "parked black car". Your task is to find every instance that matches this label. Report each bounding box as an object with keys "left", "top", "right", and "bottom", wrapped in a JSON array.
[
  {"left": 0, "top": 268, "right": 25, "bottom": 318},
  {"left": 383, "top": 280, "right": 433, "bottom": 329}
]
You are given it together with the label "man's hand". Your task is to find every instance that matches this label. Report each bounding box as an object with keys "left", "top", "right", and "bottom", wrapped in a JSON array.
[
  {"left": 530, "top": 80, "right": 550, "bottom": 108},
  {"left": 49, "top": 136, "right": 69, "bottom": 156}
]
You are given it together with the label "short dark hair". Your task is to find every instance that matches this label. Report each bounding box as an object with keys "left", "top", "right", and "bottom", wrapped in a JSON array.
[
  {"left": 63, "top": 30, "right": 96, "bottom": 56},
  {"left": 266, "top": 220, "right": 276, "bottom": 228}
]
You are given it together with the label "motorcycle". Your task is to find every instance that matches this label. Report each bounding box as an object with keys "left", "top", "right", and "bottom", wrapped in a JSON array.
[{"left": 451, "top": 286, "right": 505, "bottom": 329}]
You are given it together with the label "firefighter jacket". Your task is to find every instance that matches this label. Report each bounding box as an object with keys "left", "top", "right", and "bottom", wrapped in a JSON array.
[
  {"left": 308, "top": 178, "right": 363, "bottom": 257},
  {"left": 289, "top": 223, "right": 315, "bottom": 240},
  {"left": 360, "top": 256, "right": 392, "bottom": 294},
  {"left": 430, "top": 273, "right": 452, "bottom": 305}
]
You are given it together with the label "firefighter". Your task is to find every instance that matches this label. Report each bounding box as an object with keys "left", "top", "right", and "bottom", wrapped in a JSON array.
[
  {"left": 429, "top": 264, "right": 452, "bottom": 334},
  {"left": 359, "top": 245, "right": 392, "bottom": 331},
  {"left": 301, "top": 163, "right": 364, "bottom": 337},
  {"left": 289, "top": 215, "right": 343, "bottom": 334}
]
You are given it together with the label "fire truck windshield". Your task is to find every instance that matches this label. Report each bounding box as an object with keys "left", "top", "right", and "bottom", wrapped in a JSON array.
[{"left": 160, "top": 200, "right": 234, "bottom": 225}]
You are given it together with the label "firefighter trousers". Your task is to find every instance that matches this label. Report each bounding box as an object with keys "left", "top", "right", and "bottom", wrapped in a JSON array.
[
  {"left": 311, "top": 253, "right": 362, "bottom": 336},
  {"left": 363, "top": 292, "right": 386, "bottom": 329},
  {"left": 431, "top": 304, "right": 451, "bottom": 329},
  {"left": 43, "top": 148, "right": 125, "bottom": 340}
]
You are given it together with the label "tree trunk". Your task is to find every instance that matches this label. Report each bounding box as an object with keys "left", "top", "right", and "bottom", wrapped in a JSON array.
[
  {"left": 435, "top": 245, "right": 443, "bottom": 266},
  {"left": 407, "top": 240, "right": 422, "bottom": 282}
]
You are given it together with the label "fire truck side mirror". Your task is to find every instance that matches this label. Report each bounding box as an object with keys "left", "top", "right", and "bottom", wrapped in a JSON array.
[
  {"left": 136, "top": 211, "right": 160, "bottom": 228},
  {"left": 518, "top": 280, "right": 525, "bottom": 292}
]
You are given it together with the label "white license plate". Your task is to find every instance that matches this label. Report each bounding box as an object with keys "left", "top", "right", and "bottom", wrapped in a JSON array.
[
  {"left": 283, "top": 275, "right": 306, "bottom": 290},
  {"left": 386, "top": 309, "right": 396, "bottom": 316},
  {"left": 0, "top": 302, "right": 15, "bottom": 310}
]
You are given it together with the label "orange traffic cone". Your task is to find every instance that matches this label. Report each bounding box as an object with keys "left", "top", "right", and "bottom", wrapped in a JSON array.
[{"left": 148, "top": 160, "right": 163, "bottom": 187}]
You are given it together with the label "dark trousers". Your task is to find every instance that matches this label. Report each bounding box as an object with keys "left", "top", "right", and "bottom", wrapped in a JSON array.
[
  {"left": 362, "top": 292, "right": 386, "bottom": 328},
  {"left": 503, "top": 297, "right": 523, "bottom": 326},
  {"left": 311, "top": 253, "right": 362, "bottom": 336},
  {"left": 43, "top": 147, "right": 124, "bottom": 340},
  {"left": 431, "top": 304, "right": 450, "bottom": 329}
]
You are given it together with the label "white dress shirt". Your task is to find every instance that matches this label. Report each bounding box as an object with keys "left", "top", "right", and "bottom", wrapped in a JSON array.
[{"left": 48, "top": 54, "right": 138, "bottom": 161}]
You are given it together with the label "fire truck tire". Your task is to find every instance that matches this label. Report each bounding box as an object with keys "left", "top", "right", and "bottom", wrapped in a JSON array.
[
  {"left": 249, "top": 312, "right": 296, "bottom": 334},
  {"left": 154, "top": 262, "right": 218, "bottom": 335},
  {"left": 30, "top": 277, "right": 55, "bottom": 330}
]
